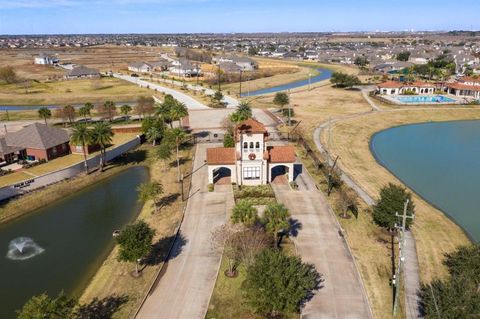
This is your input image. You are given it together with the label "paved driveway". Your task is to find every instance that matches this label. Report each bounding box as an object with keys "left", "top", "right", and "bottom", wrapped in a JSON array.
[
  {"left": 136, "top": 143, "right": 233, "bottom": 319},
  {"left": 272, "top": 170, "right": 372, "bottom": 319}
]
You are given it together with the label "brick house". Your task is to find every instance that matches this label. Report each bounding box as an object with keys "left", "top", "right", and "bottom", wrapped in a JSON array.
[{"left": 5, "top": 123, "right": 71, "bottom": 161}]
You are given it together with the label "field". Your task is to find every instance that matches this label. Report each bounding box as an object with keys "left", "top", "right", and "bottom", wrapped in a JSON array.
[
  {"left": 0, "top": 77, "right": 151, "bottom": 106},
  {"left": 0, "top": 45, "right": 173, "bottom": 80}
]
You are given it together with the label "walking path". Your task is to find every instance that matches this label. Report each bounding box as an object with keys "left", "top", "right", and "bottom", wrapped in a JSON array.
[
  {"left": 135, "top": 143, "right": 234, "bottom": 319},
  {"left": 272, "top": 170, "right": 373, "bottom": 319},
  {"left": 312, "top": 91, "right": 423, "bottom": 318}
]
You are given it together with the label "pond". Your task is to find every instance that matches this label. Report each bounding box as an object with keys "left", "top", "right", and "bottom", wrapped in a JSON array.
[
  {"left": 371, "top": 120, "right": 480, "bottom": 242},
  {"left": 0, "top": 166, "right": 148, "bottom": 318},
  {"left": 241, "top": 67, "right": 333, "bottom": 97}
]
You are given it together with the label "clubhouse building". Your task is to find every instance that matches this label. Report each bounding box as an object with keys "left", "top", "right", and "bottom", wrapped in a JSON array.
[
  {"left": 377, "top": 76, "right": 480, "bottom": 100},
  {"left": 207, "top": 119, "right": 296, "bottom": 186}
]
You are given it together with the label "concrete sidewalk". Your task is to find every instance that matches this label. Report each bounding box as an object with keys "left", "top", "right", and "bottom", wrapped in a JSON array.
[
  {"left": 135, "top": 144, "right": 233, "bottom": 319},
  {"left": 272, "top": 171, "right": 373, "bottom": 318}
]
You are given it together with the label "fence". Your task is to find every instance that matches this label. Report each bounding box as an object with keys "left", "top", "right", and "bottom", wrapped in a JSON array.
[{"left": 0, "top": 137, "right": 141, "bottom": 202}]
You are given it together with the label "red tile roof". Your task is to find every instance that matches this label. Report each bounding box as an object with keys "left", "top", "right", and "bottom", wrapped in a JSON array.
[
  {"left": 236, "top": 118, "right": 266, "bottom": 135},
  {"left": 447, "top": 82, "right": 480, "bottom": 91},
  {"left": 265, "top": 145, "right": 296, "bottom": 163},
  {"left": 206, "top": 147, "right": 236, "bottom": 165},
  {"left": 460, "top": 76, "right": 480, "bottom": 84}
]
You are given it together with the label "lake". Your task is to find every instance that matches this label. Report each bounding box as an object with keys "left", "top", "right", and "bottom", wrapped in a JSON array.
[
  {"left": 0, "top": 166, "right": 148, "bottom": 318},
  {"left": 241, "top": 67, "right": 333, "bottom": 97},
  {"left": 371, "top": 120, "right": 480, "bottom": 242}
]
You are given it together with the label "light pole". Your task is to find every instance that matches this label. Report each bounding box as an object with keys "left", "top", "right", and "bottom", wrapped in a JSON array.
[
  {"left": 217, "top": 64, "right": 221, "bottom": 92},
  {"left": 308, "top": 72, "right": 312, "bottom": 90}
]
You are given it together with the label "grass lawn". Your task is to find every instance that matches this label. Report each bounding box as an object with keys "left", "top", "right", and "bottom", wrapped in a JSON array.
[
  {"left": 0, "top": 77, "right": 151, "bottom": 106},
  {"left": 206, "top": 237, "right": 298, "bottom": 319},
  {"left": 322, "top": 109, "right": 479, "bottom": 283},
  {"left": 79, "top": 143, "right": 194, "bottom": 318}
]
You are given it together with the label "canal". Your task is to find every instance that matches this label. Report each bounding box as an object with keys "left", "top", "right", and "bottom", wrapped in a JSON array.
[
  {"left": 241, "top": 67, "right": 333, "bottom": 97},
  {"left": 371, "top": 120, "right": 480, "bottom": 242},
  {"left": 0, "top": 166, "right": 148, "bottom": 318}
]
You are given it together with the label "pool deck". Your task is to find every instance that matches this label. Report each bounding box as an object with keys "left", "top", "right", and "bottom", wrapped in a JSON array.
[{"left": 381, "top": 94, "right": 464, "bottom": 105}]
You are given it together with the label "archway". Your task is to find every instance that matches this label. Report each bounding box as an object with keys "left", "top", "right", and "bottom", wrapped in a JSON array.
[
  {"left": 270, "top": 165, "right": 290, "bottom": 184},
  {"left": 212, "top": 167, "right": 232, "bottom": 185}
]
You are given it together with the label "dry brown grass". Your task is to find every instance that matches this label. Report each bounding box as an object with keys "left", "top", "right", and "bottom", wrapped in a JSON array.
[
  {"left": 0, "top": 77, "right": 151, "bottom": 105},
  {"left": 79, "top": 144, "right": 193, "bottom": 318},
  {"left": 322, "top": 109, "right": 479, "bottom": 282}
]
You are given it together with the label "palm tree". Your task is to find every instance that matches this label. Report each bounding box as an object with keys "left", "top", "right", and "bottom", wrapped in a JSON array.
[
  {"left": 38, "top": 107, "right": 51, "bottom": 125},
  {"left": 170, "top": 101, "right": 188, "bottom": 128},
  {"left": 263, "top": 203, "right": 290, "bottom": 248},
  {"left": 230, "top": 100, "right": 252, "bottom": 123},
  {"left": 165, "top": 128, "right": 187, "bottom": 182},
  {"left": 156, "top": 95, "right": 176, "bottom": 127},
  {"left": 91, "top": 122, "right": 114, "bottom": 171},
  {"left": 70, "top": 123, "right": 93, "bottom": 174},
  {"left": 146, "top": 126, "right": 163, "bottom": 146},
  {"left": 120, "top": 104, "right": 132, "bottom": 118},
  {"left": 78, "top": 102, "right": 94, "bottom": 121}
]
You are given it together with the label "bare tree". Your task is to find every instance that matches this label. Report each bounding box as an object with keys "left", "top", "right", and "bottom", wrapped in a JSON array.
[
  {"left": 336, "top": 188, "right": 359, "bottom": 219},
  {"left": 211, "top": 224, "right": 242, "bottom": 277},
  {"left": 233, "top": 227, "right": 271, "bottom": 267}
]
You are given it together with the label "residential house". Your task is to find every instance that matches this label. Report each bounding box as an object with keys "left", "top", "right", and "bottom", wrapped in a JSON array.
[
  {"left": 64, "top": 65, "right": 100, "bottom": 79},
  {"left": 169, "top": 59, "right": 201, "bottom": 77},
  {"left": 128, "top": 61, "right": 153, "bottom": 73},
  {"left": 0, "top": 137, "right": 26, "bottom": 164},
  {"left": 212, "top": 55, "right": 258, "bottom": 71},
  {"left": 207, "top": 119, "right": 296, "bottom": 186},
  {"left": 447, "top": 76, "right": 480, "bottom": 99},
  {"left": 4, "top": 123, "right": 71, "bottom": 161},
  {"left": 34, "top": 53, "right": 58, "bottom": 65}
]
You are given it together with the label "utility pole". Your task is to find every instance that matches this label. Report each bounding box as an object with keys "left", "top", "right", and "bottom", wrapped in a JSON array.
[
  {"left": 239, "top": 70, "right": 243, "bottom": 97},
  {"left": 393, "top": 199, "right": 414, "bottom": 316}
]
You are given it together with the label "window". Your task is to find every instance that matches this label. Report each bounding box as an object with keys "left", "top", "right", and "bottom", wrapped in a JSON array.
[
  {"left": 255, "top": 142, "right": 260, "bottom": 152},
  {"left": 243, "top": 167, "right": 260, "bottom": 180},
  {"left": 249, "top": 142, "right": 254, "bottom": 151},
  {"left": 51, "top": 147, "right": 57, "bottom": 155},
  {"left": 243, "top": 142, "right": 248, "bottom": 152}
]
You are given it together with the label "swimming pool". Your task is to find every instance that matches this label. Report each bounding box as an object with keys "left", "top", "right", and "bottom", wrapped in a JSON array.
[{"left": 394, "top": 95, "right": 456, "bottom": 104}]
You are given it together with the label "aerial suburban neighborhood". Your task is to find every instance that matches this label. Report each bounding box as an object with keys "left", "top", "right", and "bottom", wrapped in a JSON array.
[{"left": 0, "top": 1, "right": 479, "bottom": 319}]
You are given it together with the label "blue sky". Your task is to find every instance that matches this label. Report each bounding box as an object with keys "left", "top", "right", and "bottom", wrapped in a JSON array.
[{"left": 0, "top": 0, "right": 479, "bottom": 35}]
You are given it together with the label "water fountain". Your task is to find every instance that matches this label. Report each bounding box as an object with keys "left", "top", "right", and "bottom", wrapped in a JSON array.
[{"left": 6, "top": 237, "right": 45, "bottom": 261}]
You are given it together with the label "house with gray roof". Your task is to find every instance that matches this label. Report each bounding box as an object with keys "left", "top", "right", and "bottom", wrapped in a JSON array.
[
  {"left": 4, "top": 123, "right": 71, "bottom": 161},
  {"left": 0, "top": 137, "right": 26, "bottom": 164},
  {"left": 64, "top": 65, "right": 100, "bottom": 79}
]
